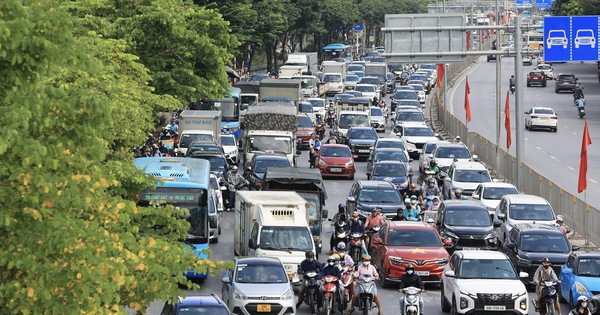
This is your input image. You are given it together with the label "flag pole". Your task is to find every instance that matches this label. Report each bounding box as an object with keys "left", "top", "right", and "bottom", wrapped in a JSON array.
[{"left": 585, "top": 191, "right": 589, "bottom": 246}]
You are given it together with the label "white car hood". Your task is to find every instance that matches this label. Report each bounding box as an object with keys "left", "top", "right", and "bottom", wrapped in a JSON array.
[
  {"left": 457, "top": 279, "right": 526, "bottom": 294},
  {"left": 235, "top": 282, "right": 291, "bottom": 297},
  {"left": 480, "top": 199, "right": 500, "bottom": 209},
  {"left": 404, "top": 135, "right": 439, "bottom": 144}
]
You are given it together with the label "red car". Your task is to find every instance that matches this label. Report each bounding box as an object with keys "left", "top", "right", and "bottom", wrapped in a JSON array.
[
  {"left": 370, "top": 221, "right": 450, "bottom": 288},
  {"left": 297, "top": 114, "right": 315, "bottom": 149},
  {"left": 316, "top": 144, "right": 356, "bottom": 179}
]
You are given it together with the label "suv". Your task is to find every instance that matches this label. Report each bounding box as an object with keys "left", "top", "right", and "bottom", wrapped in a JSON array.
[
  {"left": 555, "top": 73, "right": 577, "bottom": 93},
  {"left": 346, "top": 127, "right": 379, "bottom": 159},
  {"left": 371, "top": 221, "right": 450, "bottom": 287},
  {"left": 244, "top": 154, "right": 291, "bottom": 190},
  {"left": 346, "top": 180, "right": 404, "bottom": 220},
  {"left": 503, "top": 223, "right": 578, "bottom": 287},
  {"left": 447, "top": 161, "right": 492, "bottom": 196},
  {"left": 435, "top": 200, "right": 501, "bottom": 252},
  {"left": 431, "top": 142, "right": 474, "bottom": 174},
  {"left": 391, "top": 123, "right": 439, "bottom": 158},
  {"left": 493, "top": 194, "right": 557, "bottom": 245},
  {"left": 526, "top": 69, "right": 547, "bottom": 87},
  {"left": 160, "top": 293, "right": 231, "bottom": 315},
  {"left": 441, "top": 250, "right": 529, "bottom": 315}
]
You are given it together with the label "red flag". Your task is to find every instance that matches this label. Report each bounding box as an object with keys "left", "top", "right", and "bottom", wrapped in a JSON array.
[
  {"left": 504, "top": 90, "right": 512, "bottom": 149},
  {"left": 437, "top": 64, "right": 444, "bottom": 88},
  {"left": 464, "top": 76, "right": 472, "bottom": 122},
  {"left": 481, "top": 32, "right": 485, "bottom": 44},
  {"left": 578, "top": 121, "right": 592, "bottom": 193},
  {"left": 466, "top": 31, "right": 471, "bottom": 50}
]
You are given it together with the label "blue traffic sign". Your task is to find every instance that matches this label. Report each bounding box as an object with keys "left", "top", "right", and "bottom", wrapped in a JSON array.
[
  {"left": 516, "top": 0, "right": 553, "bottom": 9},
  {"left": 351, "top": 22, "right": 364, "bottom": 31},
  {"left": 535, "top": 0, "right": 553, "bottom": 9},
  {"left": 544, "top": 16, "right": 599, "bottom": 62}
]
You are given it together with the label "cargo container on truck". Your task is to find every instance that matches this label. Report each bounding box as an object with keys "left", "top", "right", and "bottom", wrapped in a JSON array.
[
  {"left": 258, "top": 79, "right": 302, "bottom": 107},
  {"left": 177, "top": 110, "right": 222, "bottom": 156}
]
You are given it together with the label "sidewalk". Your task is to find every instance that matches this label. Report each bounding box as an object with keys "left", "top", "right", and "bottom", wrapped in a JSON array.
[{"left": 567, "top": 229, "right": 599, "bottom": 251}]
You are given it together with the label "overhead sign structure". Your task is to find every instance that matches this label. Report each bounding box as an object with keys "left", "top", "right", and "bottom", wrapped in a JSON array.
[
  {"left": 516, "top": 0, "right": 553, "bottom": 9},
  {"left": 544, "top": 16, "right": 599, "bottom": 62},
  {"left": 383, "top": 14, "right": 466, "bottom": 64}
]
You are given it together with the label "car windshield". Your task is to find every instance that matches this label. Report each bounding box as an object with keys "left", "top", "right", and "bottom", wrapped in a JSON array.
[
  {"left": 404, "top": 127, "right": 434, "bottom": 137},
  {"left": 259, "top": 226, "right": 314, "bottom": 251},
  {"left": 577, "top": 258, "right": 600, "bottom": 277},
  {"left": 482, "top": 187, "right": 518, "bottom": 200},
  {"left": 188, "top": 145, "right": 221, "bottom": 155},
  {"left": 386, "top": 229, "right": 442, "bottom": 246},
  {"left": 248, "top": 135, "right": 292, "bottom": 154},
  {"left": 397, "top": 112, "right": 425, "bottom": 122},
  {"left": 300, "top": 103, "right": 313, "bottom": 113},
  {"left": 179, "top": 134, "right": 215, "bottom": 148},
  {"left": 348, "top": 129, "right": 377, "bottom": 139},
  {"left": 410, "top": 75, "right": 428, "bottom": 81},
  {"left": 459, "top": 259, "right": 518, "bottom": 279},
  {"left": 334, "top": 94, "right": 353, "bottom": 103},
  {"left": 373, "top": 164, "right": 407, "bottom": 177},
  {"left": 371, "top": 108, "right": 383, "bottom": 116},
  {"left": 355, "top": 85, "right": 376, "bottom": 93},
  {"left": 435, "top": 147, "right": 471, "bottom": 159},
  {"left": 374, "top": 151, "right": 408, "bottom": 162},
  {"left": 454, "top": 170, "right": 491, "bottom": 183},
  {"left": 424, "top": 142, "right": 438, "bottom": 154},
  {"left": 537, "top": 65, "right": 551, "bottom": 70},
  {"left": 347, "top": 75, "right": 360, "bottom": 82},
  {"left": 360, "top": 78, "right": 380, "bottom": 85},
  {"left": 254, "top": 158, "right": 290, "bottom": 173},
  {"left": 533, "top": 108, "right": 555, "bottom": 115},
  {"left": 394, "top": 91, "right": 417, "bottom": 100},
  {"left": 410, "top": 85, "right": 424, "bottom": 92},
  {"left": 220, "top": 136, "right": 236, "bottom": 146},
  {"left": 321, "top": 146, "right": 351, "bottom": 157},
  {"left": 339, "top": 115, "right": 369, "bottom": 129},
  {"left": 235, "top": 263, "right": 289, "bottom": 284},
  {"left": 376, "top": 141, "right": 405, "bottom": 150},
  {"left": 445, "top": 209, "right": 491, "bottom": 226},
  {"left": 176, "top": 306, "right": 230, "bottom": 315},
  {"left": 348, "top": 65, "right": 364, "bottom": 72},
  {"left": 297, "top": 116, "right": 313, "bottom": 127},
  {"left": 308, "top": 99, "right": 325, "bottom": 109},
  {"left": 519, "top": 233, "right": 570, "bottom": 253},
  {"left": 358, "top": 188, "right": 401, "bottom": 203},
  {"left": 398, "top": 101, "right": 420, "bottom": 108},
  {"left": 509, "top": 204, "right": 555, "bottom": 220}
]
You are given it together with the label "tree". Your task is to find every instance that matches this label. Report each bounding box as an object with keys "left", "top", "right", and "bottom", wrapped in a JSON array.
[
  {"left": 550, "top": 0, "right": 583, "bottom": 15},
  {"left": 320, "top": 0, "right": 361, "bottom": 44}
]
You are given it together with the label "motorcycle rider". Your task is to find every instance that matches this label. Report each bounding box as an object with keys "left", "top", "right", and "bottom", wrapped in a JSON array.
[
  {"left": 404, "top": 183, "right": 423, "bottom": 203},
  {"left": 398, "top": 264, "right": 425, "bottom": 315},
  {"left": 365, "top": 208, "right": 384, "bottom": 251},
  {"left": 422, "top": 177, "right": 441, "bottom": 199},
  {"left": 308, "top": 133, "right": 321, "bottom": 168},
  {"left": 318, "top": 255, "right": 344, "bottom": 313},
  {"left": 330, "top": 204, "right": 349, "bottom": 251},
  {"left": 405, "top": 202, "right": 421, "bottom": 222},
  {"left": 569, "top": 296, "right": 592, "bottom": 315},
  {"left": 556, "top": 215, "right": 568, "bottom": 236},
  {"left": 296, "top": 251, "right": 324, "bottom": 309},
  {"left": 225, "top": 165, "right": 249, "bottom": 210},
  {"left": 336, "top": 242, "right": 356, "bottom": 305},
  {"left": 534, "top": 257, "right": 561, "bottom": 315},
  {"left": 315, "top": 113, "right": 324, "bottom": 126},
  {"left": 350, "top": 255, "right": 384, "bottom": 315},
  {"left": 509, "top": 75, "right": 516, "bottom": 89},
  {"left": 453, "top": 189, "right": 468, "bottom": 200},
  {"left": 577, "top": 96, "right": 586, "bottom": 112},
  {"left": 440, "top": 171, "right": 454, "bottom": 200},
  {"left": 348, "top": 212, "right": 368, "bottom": 255},
  {"left": 324, "top": 131, "right": 339, "bottom": 144},
  {"left": 391, "top": 208, "right": 407, "bottom": 221},
  {"left": 574, "top": 80, "right": 584, "bottom": 102}
]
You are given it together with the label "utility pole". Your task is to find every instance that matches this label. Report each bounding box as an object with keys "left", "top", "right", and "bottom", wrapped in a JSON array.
[
  {"left": 514, "top": 16, "right": 524, "bottom": 190},
  {"left": 495, "top": 0, "right": 502, "bottom": 163}
]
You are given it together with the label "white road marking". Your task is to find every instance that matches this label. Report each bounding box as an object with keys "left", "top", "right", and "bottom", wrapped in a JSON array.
[
  {"left": 591, "top": 179, "right": 598, "bottom": 184},
  {"left": 568, "top": 166, "right": 575, "bottom": 171}
]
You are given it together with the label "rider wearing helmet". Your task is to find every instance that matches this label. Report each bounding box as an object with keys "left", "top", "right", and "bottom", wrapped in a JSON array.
[
  {"left": 318, "top": 255, "right": 343, "bottom": 313},
  {"left": 336, "top": 241, "right": 356, "bottom": 301},
  {"left": 350, "top": 255, "right": 383, "bottom": 315},
  {"left": 427, "top": 159, "right": 440, "bottom": 176},
  {"left": 422, "top": 177, "right": 440, "bottom": 199},
  {"left": 509, "top": 75, "right": 515, "bottom": 87},
  {"left": 296, "top": 251, "right": 323, "bottom": 309},
  {"left": 453, "top": 189, "right": 468, "bottom": 200},
  {"left": 556, "top": 215, "right": 568, "bottom": 235},
  {"left": 331, "top": 204, "right": 349, "bottom": 252},
  {"left": 398, "top": 264, "right": 425, "bottom": 315},
  {"left": 534, "top": 257, "right": 561, "bottom": 314},
  {"left": 569, "top": 296, "right": 591, "bottom": 315}
]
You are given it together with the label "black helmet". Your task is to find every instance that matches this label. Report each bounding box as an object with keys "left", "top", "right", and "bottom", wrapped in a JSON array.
[
  {"left": 306, "top": 251, "right": 315, "bottom": 259},
  {"left": 541, "top": 257, "right": 550, "bottom": 263},
  {"left": 511, "top": 75, "right": 515, "bottom": 78},
  {"left": 405, "top": 263, "right": 415, "bottom": 272},
  {"left": 430, "top": 159, "right": 437, "bottom": 166},
  {"left": 338, "top": 203, "right": 345, "bottom": 212}
]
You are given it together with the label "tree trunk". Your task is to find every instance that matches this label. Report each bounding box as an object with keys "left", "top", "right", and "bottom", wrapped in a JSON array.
[
  {"left": 272, "top": 43, "right": 278, "bottom": 75},
  {"left": 266, "top": 43, "right": 273, "bottom": 74}
]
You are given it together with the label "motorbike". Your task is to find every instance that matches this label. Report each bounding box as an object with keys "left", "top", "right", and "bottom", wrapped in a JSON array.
[
  {"left": 327, "top": 109, "right": 336, "bottom": 128},
  {"left": 366, "top": 226, "right": 381, "bottom": 253},
  {"left": 579, "top": 105, "right": 586, "bottom": 118},
  {"left": 315, "top": 123, "right": 326, "bottom": 140},
  {"left": 510, "top": 84, "right": 515, "bottom": 94},
  {"left": 349, "top": 232, "right": 365, "bottom": 264},
  {"left": 330, "top": 218, "right": 348, "bottom": 251},
  {"left": 356, "top": 274, "right": 376, "bottom": 315},
  {"left": 532, "top": 280, "right": 559, "bottom": 315},
  {"left": 339, "top": 266, "right": 354, "bottom": 313},
  {"left": 301, "top": 271, "right": 320, "bottom": 315},
  {"left": 320, "top": 275, "right": 339, "bottom": 315},
  {"left": 401, "top": 286, "right": 422, "bottom": 315}
]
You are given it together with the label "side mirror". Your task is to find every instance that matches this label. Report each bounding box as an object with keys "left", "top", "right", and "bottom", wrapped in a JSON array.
[
  {"left": 472, "top": 154, "right": 479, "bottom": 161},
  {"left": 493, "top": 220, "right": 502, "bottom": 228},
  {"left": 246, "top": 166, "right": 252, "bottom": 172},
  {"left": 444, "top": 270, "right": 456, "bottom": 278},
  {"left": 506, "top": 242, "right": 516, "bottom": 250},
  {"left": 222, "top": 275, "right": 231, "bottom": 283},
  {"left": 249, "top": 239, "right": 257, "bottom": 249},
  {"left": 497, "top": 213, "right": 506, "bottom": 221},
  {"left": 347, "top": 196, "right": 356, "bottom": 203},
  {"left": 573, "top": 244, "right": 581, "bottom": 251},
  {"left": 220, "top": 186, "right": 228, "bottom": 191},
  {"left": 519, "top": 272, "right": 529, "bottom": 278},
  {"left": 321, "top": 209, "right": 329, "bottom": 219}
]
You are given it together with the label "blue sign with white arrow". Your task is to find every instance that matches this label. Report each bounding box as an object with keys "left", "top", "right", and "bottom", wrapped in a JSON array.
[
  {"left": 351, "top": 22, "right": 364, "bottom": 31},
  {"left": 544, "top": 16, "right": 599, "bottom": 62}
]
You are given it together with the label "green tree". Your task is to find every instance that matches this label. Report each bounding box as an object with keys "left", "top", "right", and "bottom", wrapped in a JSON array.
[{"left": 550, "top": 0, "right": 583, "bottom": 15}]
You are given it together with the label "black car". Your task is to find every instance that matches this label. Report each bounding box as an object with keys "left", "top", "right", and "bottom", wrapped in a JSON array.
[
  {"left": 186, "top": 141, "right": 225, "bottom": 156},
  {"left": 244, "top": 154, "right": 291, "bottom": 190},
  {"left": 366, "top": 148, "right": 412, "bottom": 181},
  {"left": 346, "top": 180, "right": 404, "bottom": 220},
  {"left": 487, "top": 54, "right": 497, "bottom": 62},
  {"left": 345, "top": 126, "right": 378, "bottom": 159},
  {"left": 188, "top": 152, "right": 228, "bottom": 177},
  {"left": 160, "top": 293, "right": 231, "bottom": 315},
  {"left": 435, "top": 200, "right": 501, "bottom": 252},
  {"left": 527, "top": 70, "right": 547, "bottom": 87},
  {"left": 502, "top": 223, "right": 578, "bottom": 287}
]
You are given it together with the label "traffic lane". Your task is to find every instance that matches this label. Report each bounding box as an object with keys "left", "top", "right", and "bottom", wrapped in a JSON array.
[{"left": 450, "top": 58, "right": 600, "bottom": 208}]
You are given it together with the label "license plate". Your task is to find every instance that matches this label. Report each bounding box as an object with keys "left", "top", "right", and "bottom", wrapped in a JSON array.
[
  {"left": 358, "top": 150, "right": 369, "bottom": 153},
  {"left": 541, "top": 117, "right": 550, "bottom": 120},
  {"left": 462, "top": 247, "right": 480, "bottom": 250},
  {"left": 416, "top": 271, "right": 430, "bottom": 276},
  {"left": 257, "top": 304, "right": 271, "bottom": 312},
  {"left": 330, "top": 168, "right": 343, "bottom": 172},
  {"left": 484, "top": 305, "right": 506, "bottom": 311}
]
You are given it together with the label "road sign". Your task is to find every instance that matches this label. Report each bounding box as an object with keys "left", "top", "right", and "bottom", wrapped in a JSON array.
[
  {"left": 535, "top": 0, "right": 553, "bottom": 9},
  {"left": 351, "top": 22, "right": 364, "bottom": 31},
  {"left": 544, "top": 16, "right": 599, "bottom": 62}
]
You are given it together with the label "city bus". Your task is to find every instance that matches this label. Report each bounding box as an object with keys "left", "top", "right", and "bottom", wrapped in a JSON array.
[
  {"left": 323, "top": 43, "right": 352, "bottom": 61},
  {"left": 524, "top": 31, "right": 544, "bottom": 50},
  {"left": 189, "top": 87, "right": 241, "bottom": 138},
  {"left": 134, "top": 157, "right": 211, "bottom": 280}
]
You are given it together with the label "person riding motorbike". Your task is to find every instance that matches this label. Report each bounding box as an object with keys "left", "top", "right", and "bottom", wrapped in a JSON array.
[
  {"left": 308, "top": 133, "right": 321, "bottom": 168},
  {"left": 324, "top": 131, "right": 339, "bottom": 144},
  {"left": 318, "top": 255, "right": 344, "bottom": 313},
  {"left": 315, "top": 113, "right": 324, "bottom": 126},
  {"left": 569, "top": 296, "right": 592, "bottom": 315},
  {"left": 225, "top": 165, "right": 249, "bottom": 210},
  {"left": 398, "top": 264, "right": 425, "bottom": 315},
  {"left": 296, "top": 251, "right": 324, "bottom": 309},
  {"left": 509, "top": 75, "right": 515, "bottom": 88},
  {"left": 453, "top": 189, "right": 468, "bottom": 200},
  {"left": 331, "top": 204, "right": 349, "bottom": 251},
  {"left": 422, "top": 177, "right": 441, "bottom": 199},
  {"left": 391, "top": 208, "right": 407, "bottom": 221},
  {"left": 577, "top": 96, "right": 586, "bottom": 110},
  {"left": 574, "top": 80, "right": 584, "bottom": 102},
  {"left": 427, "top": 159, "right": 440, "bottom": 176},
  {"left": 336, "top": 242, "right": 356, "bottom": 305},
  {"left": 350, "top": 255, "right": 384, "bottom": 315},
  {"left": 405, "top": 200, "right": 421, "bottom": 222},
  {"left": 348, "top": 212, "right": 368, "bottom": 255},
  {"left": 534, "top": 257, "right": 561, "bottom": 315},
  {"left": 556, "top": 215, "right": 568, "bottom": 236},
  {"left": 404, "top": 183, "right": 422, "bottom": 203},
  {"left": 365, "top": 208, "right": 384, "bottom": 251}
]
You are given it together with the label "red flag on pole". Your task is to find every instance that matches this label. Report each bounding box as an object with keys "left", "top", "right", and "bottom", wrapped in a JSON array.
[
  {"left": 578, "top": 121, "right": 592, "bottom": 193},
  {"left": 466, "top": 31, "right": 470, "bottom": 50},
  {"left": 464, "top": 76, "right": 472, "bottom": 122},
  {"left": 437, "top": 64, "right": 444, "bottom": 88},
  {"left": 504, "top": 90, "right": 512, "bottom": 149},
  {"left": 481, "top": 32, "right": 485, "bottom": 44}
]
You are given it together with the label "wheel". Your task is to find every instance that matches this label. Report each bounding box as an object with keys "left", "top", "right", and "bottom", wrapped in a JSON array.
[
  {"left": 441, "top": 284, "right": 451, "bottom": 312},
  {"left": 569, "top": 291, "right": 575, "bottom": 309},
  {"left": 212, "top": 237, "right": 219, "bottom": 244},
  {"left": 349, "top": 175, "right": 355, "bottom": 180},
  {"left": 525, "top": 122, "right": 529, "bottom": 130},
  {"left": 555, "top": 89, "right": 559, "bottom": 93},
  {"left": 553, "top": 127, "right": 558, "bottom": 132},
  {"left": 363, "top": 303, "right": 369, "bottom": 315},
  {"left": 451, "top": 295, "right": 458, "bottom": 315},
  {"left": 543, "top": 82, "right": 547, "bottom": 87},
  {"left": 527, "top": 83, "right": 531, "bottom": 87},
  {"left": 325, "top": 295, "right": 332, "bottom": 315},
  {"left": 546, "top": 300, "right": 555, "bottom": 315},
  {"left": 380, "top": 263, "right": 393, "bottom": 288}
]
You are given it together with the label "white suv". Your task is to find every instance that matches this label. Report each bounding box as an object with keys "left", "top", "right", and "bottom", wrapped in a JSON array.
[
  {"left": 493, "top": 194, "right": 557, "bottom": 245},
  {"left": 441, "top": 250, "right": 529, "bottom": 315},
  {"left": 447, "top": 161, "right": 492, "bottom": 196}
]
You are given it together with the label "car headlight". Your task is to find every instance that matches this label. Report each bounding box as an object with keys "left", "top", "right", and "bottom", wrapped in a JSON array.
[
  {"left": 436, "top": 258, "right": 448, "bottom": 266},
  {"left": 318, "top": 159, "right": 327, "bottom": 166},
  {"left": 233, "top": 288, "right": 247, "bottom": 300},
  {"left": 389, "top": 256, "right": 404, "bottom": 266},
  {"left": 443, "top": 230, "right": 458, "bottom": 240},
  {"left": 519, "top": 297, "right": 527, "bottom": 310},
  {"left": 345, "top": 160, "right": 354, "bottom": 166},
  {"left": 575, "top": 281, "right": 590, "bottom": 295},
  {"left": 484, "top": 232, "right": 498, "bottom": 240},
  {"left": 516, "top": 256, "right": 531, "bottom": 266},
  {"left": 281, "top": 288, "right": 293, "bottom": 300}
]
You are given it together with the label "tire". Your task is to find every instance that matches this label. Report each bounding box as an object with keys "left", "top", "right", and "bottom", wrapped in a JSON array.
[
  {"left": 555, "top": 89, "right": 559, "bottom": 93},
  {"left": 527, "top": 83, "right": 531, "bottom": 87},
  {"left": 546, "top": 300, "right": 555, "bottom": 315},
  {"left": 213, "top": 237, "right": 219, "bottom": 244},
  {"left": 325, "top": 295, "right": 332, "bottom": 315},
  {"left": 362, "top": 299, "right": 370, "bottom": 315},
  {"left": 309, "top": 294, "right": 317, "bottom": 314},
  {"left": 441, "top": 284, "right": 451, "bottom": 312},
  {"left": 543, "top": 82, "right": 547, "bottom": 87},
  {"left": 451, "top": 295, "right": 458, "bottom": 315}
]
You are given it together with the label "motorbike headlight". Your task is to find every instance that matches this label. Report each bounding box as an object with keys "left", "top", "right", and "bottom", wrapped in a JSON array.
[
  {"left": 389, "top": 256, "right": 404, "bottom": 266},
  {"left": 233, "top": 289, "right": 247, "bottom": 300},
  {"left": 575, "top": 281, "right": 590, "bottom": 295},
  {"left": 281, "top": 288, "right": 294, "bottom": 300},
  {"left": 345, "top": 160, "right": 354, "bottom": 166}
]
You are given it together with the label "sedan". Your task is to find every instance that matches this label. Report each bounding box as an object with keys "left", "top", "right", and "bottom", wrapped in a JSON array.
[
  {"left": 316, "top": 144, "right": 356, "bottom": 179},
  {"left": 525, "top": 107, "right": 558, "bottom": 132},
  {"left": 366, "top": 161, "right": 410, "bottom": 194}
]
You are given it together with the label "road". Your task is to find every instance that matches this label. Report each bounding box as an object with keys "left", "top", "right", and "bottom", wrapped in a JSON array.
[{"left": 449, "top": 57, "right": 600, "bottom": 209}]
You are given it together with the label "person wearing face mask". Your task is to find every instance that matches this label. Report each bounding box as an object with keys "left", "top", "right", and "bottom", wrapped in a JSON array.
[
  {"left": 318, "top": 255, "right": 343, "bottom": 313},
  {"left": 404, "top": 202, "right": 421, "bottom": 222},
  {"left": 422, "top": 177, "right": 440, "bottom": 199},
  {"left": 348, "top": 212, "right": 368, "bottom": 255},
  {"left": 296, "top": 251, "right": 323, "bottom": 309},
  {"left": 398, "top": 264, "right": 425, "bottom": 315},
  {"left": 534, "top": 257, "right": 561, "bottom": 315},
  {"left": 336, "top": 242, "right": 356, "bottom": 302},
  {"left": 569, "top": 296, "right": 592, "bottom": 315},
  {"left": 404, "top": 183, "right": 422, "bottom": 203},
  {"left": 350, "top": 255, "right": 383, "bottom": 315}
]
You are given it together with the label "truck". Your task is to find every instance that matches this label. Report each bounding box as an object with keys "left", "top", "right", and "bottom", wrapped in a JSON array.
[
  {"left": 365, "top": 62, "right": 388, "bottom": 95},
  {"left": 177, "top": 110, "right": 222, "bottom": 156},
  {"left": 261, "top": 167, "right": 328, "bottom": 256},
  {"left": 291, "top": 74, "right": 329, "bottom": 98},
  {"left": 240, "top": 103, "right": 300, "bottom": 168},
  {"left": 258, "top": 79, "right": 302, "bottom": 107},
  {"left": 234, "top": 190, "right": 316, "bottom": 280},
  {"left": 321, "top": 61, "right": 347, "bottom": 96},
  {"left": 235, "top": 81, "right": 260, "bottom": 116},
  {"left": 336, "top": 110, "right": 371, "bottom": 137},
  {"left": 278, "top": 52, "right": 319, "bottom": 78}
]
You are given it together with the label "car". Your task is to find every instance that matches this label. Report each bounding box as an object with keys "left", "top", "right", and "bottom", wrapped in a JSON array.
[
  {"left": 526, "top": 70, "right": 547, "bottom": 87},
  {"left": 394, "top": 100, "right": 422, "bottom": 112},
  {"left": 431, "top": 142, "right": 474, "bottom": 174},
  {"left": 207, "top": 186, "right": 221, "bottom": 243},
  {"left": 440, "top": 250, "right": 529, "bottom": 315},
  {"left": 160, "top": 293, "right": 231, "bottom": 315},
  {"left": 354, "top": 84, "right": 379, "bottom": 102},
  {"left": 299, "top": 101, "right": 316, "bottom": 123},
  {"left": 332, "top": 93, "right": 355, "bottom": 104},
  {"left": 407, "top": 79, "right": 428, "bottom": 93},
  {"left": 386, "top": 72, "right": 396, "bottom": 93},
  {"left": 296, "top": 114, "right": 315, "bottom": 149},
  {"left": 500, "top": 42, "right": 513, "bottom": 51},
  {"left": 306, "top": 97, "right": 327, "bottom": 118},
  {"left": 493, "top": 194, "right": 558, "bottom": 246},
  {"left": 186, "top": 141, "right": 225, "bottom": 157},
  {"left": 409, "top": 74, "right": 431, "bottom": 93},
  {"left": 435, "top": 200, "right": 501, "bottom": 252},
  {"left": 366, "top": 161, "right": 411, "bottom": 195},
  {"left": 366, "top": 147, "right": 413, "bottom": 181},
  {"left": 471, "top": 182, "right": 519, "bottom": 215},
  {"left": 487, "top": 54, "right": 497, "bottom": 62},
  {"left": 347, "top": 63, "right": 365, "bottom": 74},
  {"left": 370, "top": 106, "right": 386, "bottom": 133},
  {"left": 346, "top": 180, "right": 404, "bottom": 220},
  {"left": 210, "top": 172, "right": 225, "bottom": 213},
  {"left": 525, "top": 106, "right": 558, "bottom": 132},
  {"left": 575, "top": 29, "right": 596, "bottom": 48},
  {"left": 408, "top": 83, "right": 426, "bottom": 104},
  {"left": 370, "top": 221, "right": 450, "bottom": 287},
  {"left": 391, "top": 123, "right": 439, "bottom": 158},
  {"left": 220, "top": 134, "right": 239, "bottom": 164},
  {"left": 244, "top": 154, "right": 291, "bottom": 190},
  {"left": 448, "top": 161, "right": 492, "bottom": 196},
  {"left": 536, "top": 63, "right": 554, "bottom": 79},
  {"left": 522, "top": 52, "right": 533, "bottom": 66},
  {"left": 359, "top": 76, "right": 385, "bottom": 97},
  {"left": 346, "top": 126, "right": 379, "bottom": 159},
  {"left": 555, "top": 73, "right": 577, "bottom": 93},
  {"left": 371, "top": 137, "right": 410, "bottom": 161},
  {"left": 419, "top": 139, "right": 442, "bottom": 172},
  {"left": 394, "top": 109, "right": 427, "bottom": 125},
  {"left": 221, "top": 257, "right": 295, "bottom": 315},
  {"left": 188, "top": 152, "right": 228, "bottom": 177},
  {"left": 415, "top": 69, "right": 436, "bottom": 88},
  {"left": 390, "top": 90, "right": 419, "bottom": 110},
  {"left": 345, "top": 74, "right": 360, "bottom": 91},
  {"left": 316, "top": 144, "right": 356, "bottom": 179},
  {"left": 502, "top": 223, "right": 577, "bottom": 287},
  {"left": 559, "top": 251, "right": 600, "bottom": 308}
]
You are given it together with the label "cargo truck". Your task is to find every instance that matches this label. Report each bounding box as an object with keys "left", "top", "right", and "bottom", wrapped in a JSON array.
[
  {"left": 321, "top": 61, "right": 347, "bottom": 96},
  {"left": 365, "top": 62, "right": 389, "bottom": 95},
  {"left": 259, "top": 79, "right": 302, "bottom": 107},
  {"left": 234, "top": 191, "right": 315, "bottom": 280},
  {"left": 177, "top": 110, "right": 222, "bottom": 156},
  {"left": 235, "top": 81, "right": 260, "bottom": 116},
  {"left": 291, "top": 74, "right": 329, "bottom": 98},
  {"left": 278, "top": 52, "right": 319, "bottom": 79}
]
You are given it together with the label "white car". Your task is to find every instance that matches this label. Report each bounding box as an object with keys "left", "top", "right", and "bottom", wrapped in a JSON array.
[
  {"left": 345, "top": 74, "right": 360, "bottom": 91},
  {"left": 547, "top": 29, "right": 568, "bottom": 49},
  {"left": 306, "top": 98, "right": 327, "bottom": 118},
  {"left": 536, "top": 63, "right": 554, "bottom": 79},
  {"left": 471, "top": 182, "right": 519, "bottom": 214},
  {"left": 408, "top": 83, "right": 426, "bottom": 104},
  {"left": 448, "top": 160, "right": 492, "bottom": 196},
  {"left": 431, "top": 142, "right": 475, "bottom": 174},
  {"left": 220, "top": 134, "right": 239, "bottom": 164},
  {"left": 525, "top": 106, "right": 558, "bottom": 132},
  {"left": 354, "top": 84, "right": 379, "bottom": 102},
  {"left": 370, "top": 106, "right": 386, "bottom": 132},
  {"left": 575, "top": 29, "right": 596, "bottom": 48},
  {"left": 500, "top": 42, "right": 513, "bottom": 51},
  {"left": 391, "top": 122, "right": 439, "bottom": 158},
  {"left": 441, "top": 250, "right": 529, "bottom": 315}
]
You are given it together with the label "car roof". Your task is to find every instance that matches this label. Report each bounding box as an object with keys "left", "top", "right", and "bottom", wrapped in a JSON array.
[
  {"left": 477, "top": 182, "right": 517, "bottom": 189},
  {"left": 503, "top": 194, "right": 549, "bottom": 204},
  {"left": 530, "top": 107, "right": 555, "bottom": 111},
  {"left": 456, "top": 250, "right": 509, "bottom": 260},
  {"left": 396, "top": 108, "right": 423, "bottom": 113},
  {"left": 176, "top": 294, "right": 227, "bottom": 308},
  {"left": 321, "top": 144, "right": 351, "bottom": 149},
  {"left": 387, "top": 221, "right": 435, "bottom": 229},
  {"left": 236, "top": 256, "right": 283, "bottom": 265},
  {"left": 376, "top": 137, "right": 403, "bottom": 142},
  {"left": 572, "top": 251, "right": 600, "bottom": 259},
  {"left": 357, "top": 180, "right": 397, "bottom": 189},
  {"left": 253, "top": 154, "right": 289, "bottom": 161},
  {"left": 373, "top": 160, "right": 407, "bottom": 167},
  {"left": 397, "top": 122, "right": 429, "bottom": 128},
  {"left": 349, "top": 126, "right": 376, "bottom": 131},
  {"left": 441, "top": 200, "right": 488, "bottom": 210},
  {"left": 451, "top": 161, "right": 487, "bottom": 170},
  {"left": 512, "top": 223, "right": 563, "bottom": 234}
]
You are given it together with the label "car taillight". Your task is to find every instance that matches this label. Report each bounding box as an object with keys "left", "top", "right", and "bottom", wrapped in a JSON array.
[
  {"left": 551, "top": 116, "right": 557, "bottom": 120},
  {"left": 527, "top": 75, "right": 532, "bottom": 79},
  {"left": 530, "top": 115, "right": 538, "bottom": 119}
]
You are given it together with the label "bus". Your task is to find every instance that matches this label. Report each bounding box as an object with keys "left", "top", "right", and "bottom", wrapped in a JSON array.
[
  {"left": 189, "top": 87, "right": 242, "bottom": 138},
  {"left": 323, "top": 43, "right": 352, "bottom": 62},
  {"left": 134, "top": 157, "right": 211, "bottom": 280},
  {"left": 524, "top": 31, "right": 544, "bottom": 50}
]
